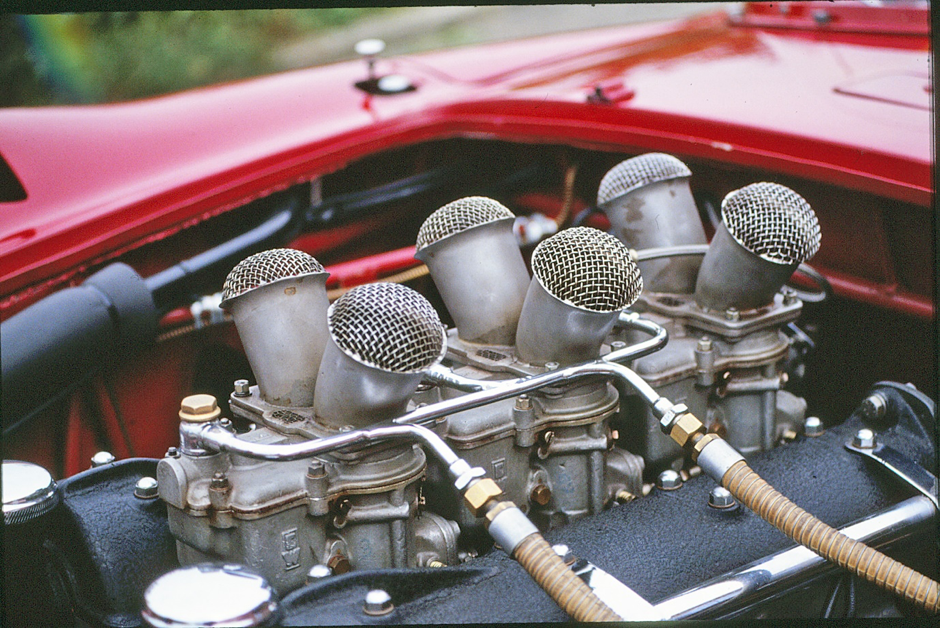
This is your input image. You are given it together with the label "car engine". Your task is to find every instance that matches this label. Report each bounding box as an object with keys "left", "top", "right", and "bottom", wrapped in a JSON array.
[{"left": 2, "top": 149, "right": 936, "bottom": 625}]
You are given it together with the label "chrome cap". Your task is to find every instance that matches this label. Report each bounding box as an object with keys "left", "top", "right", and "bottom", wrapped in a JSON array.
[
  {"left": 142, "top": 564, "right": 277, "bottom": 627},
  {"left": 3, "top": 460, "right": 59, "bottom": 526}
]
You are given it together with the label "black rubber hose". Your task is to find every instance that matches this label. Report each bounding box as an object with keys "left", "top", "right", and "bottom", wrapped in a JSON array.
[{"left": 1, "top": 263, "right": 159, "bottom": 433}]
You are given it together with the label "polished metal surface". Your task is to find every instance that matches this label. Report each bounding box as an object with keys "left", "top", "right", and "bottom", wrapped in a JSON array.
[
  {"left": 570, "top": 557, "right": 662, "bottom": 621},
  {"left": 363, "top": 589, "right": 394, "bottom": 616},
  {"left": 2, "top": 460, "right": 58, "bottom": 525},
  {"left": 803, "top": 416, "right": 824, "bottom": 437},
  {"left": 134, "top": 476, "right": 159, "bottom": 499},
  {"left": 656, "top": 469, "right": 683, "bottom": 490},
  {"left": 91, "top": 451, "right": 116, "bottom": 467},
  {"left": 141, "top": 563, "right": 277, "bottom": 627},
  {"left": 708, "top": 486, "right": 736, "bottom": 509},
  {"left": 653, "top": 496, "right": 935, "bottom": 619},
  {"left": 852, "top": 428, "right": 876, "bottom": 449},
  {"left": 845, "top": 440, "right": 938, "bottom": 509}
]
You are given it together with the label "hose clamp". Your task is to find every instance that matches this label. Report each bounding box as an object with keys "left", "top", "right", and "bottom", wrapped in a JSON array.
[
  {"left": 695, "top": 437, "right": 745, "bottom": 484},
  {"left": 485, "top": 503, "right": 538, "bottom": 555}
]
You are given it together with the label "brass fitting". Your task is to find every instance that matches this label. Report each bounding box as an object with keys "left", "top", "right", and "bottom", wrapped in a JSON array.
[
  {"left": 691, "top": 432, "right": 721, "bottom": 461},
  {"left": 669, "top": 412, "right": 706, "bottom": 448},
  {"left": 179, "top": 394, "right": 221, "bottom": 423},
  {"left": 327, "top": 553, "right": 351, "bottom": 575},
  {"left": 463, "top": 478, "right": 504, "bottom": 517},
  {"left": 530, "top": 484, "right": 552, "bottom": 506},
  {"left": 483, "top": 500, "right": 517, "bottom": 526}
]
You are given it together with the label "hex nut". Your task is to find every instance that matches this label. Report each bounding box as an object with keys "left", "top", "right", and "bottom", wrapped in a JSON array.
[
  {"left": 135, "top": 476, "right": 159, "bottom": 499},
  {"left": 327, "top": 554, "right": 351, "bottom": 575},
  {"left": 860, "top": 393, "right": 887, "bottom": 422},
  {"left": 463, "top": 478, "right": 504, "bottom": 516},
  {"left": 91, "top": 451, "right": 116, "bottom": 468},
  {"left": 363, "top": 589, "right": 393, "bottom": 616},
  {"left": 233, "top": 379, "right": 251, "bottom": 397},
  {"left": 708, "top": 486, "right": 736, "bottom": 509},
  {"left": 691, "top": 433, "right": 721, "bottom": 461},
  {"left": 656, "top": 470, "right": 683, "bottom": 491},
  {"left": 669, "top": 412, "right": 706, "bottom": 448},
  {"left": 530, "top": 484, "right": 552, "bottom": 506},
  {"left": 803, "top": 416, "right": 824, "bottom": 437},
  {"left": 179, "top": 394, "right": 221, "bottom": 423},
  {"left": 853, "top": 428, "right": 876, "bottom": 449}
]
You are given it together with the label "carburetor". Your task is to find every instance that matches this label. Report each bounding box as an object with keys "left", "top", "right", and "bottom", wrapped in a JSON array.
[
  {"left": 157, "top": 252, "right": 460, "bottom": 593},
  {"left": 597, "top": 155, "right": 821, "bottom": 471},
  {"left": 415, "top": 198, "right": 647, "bottom": 534}
]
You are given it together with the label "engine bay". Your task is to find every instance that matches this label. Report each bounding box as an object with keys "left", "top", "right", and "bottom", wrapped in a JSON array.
[{"left": 2, "top": 139, "right": 936, "bottom": 624}]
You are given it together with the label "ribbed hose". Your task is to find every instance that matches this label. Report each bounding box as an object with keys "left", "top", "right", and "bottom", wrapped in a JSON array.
[
  {"left": 722, "top": 459, "right": 940, "bottom": 613},
  {"left": 513, "top": 533, "right": 623, "bottom": 621}
]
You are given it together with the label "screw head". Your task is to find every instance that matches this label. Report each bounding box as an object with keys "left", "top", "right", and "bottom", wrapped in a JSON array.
[
  {"left": 803, "top": 416, "right": 824, "bottom": 437},
  {"left": 233, "top": 379, "right": 250, "bottom": 397},
  {"left": 363, "top": 589, "right": 393, "bottom": 616},
  {"left": 135, "top": 476, "right": 159, "bottom": 499},
  {"left": 91, "top": 451, "right": 116, "bottom": 468},
  {"left": 853, "top": 428, "right": 876, "bottom": 449},
  {"left": 656, "top": 470, "right": 683, "bottom": 491},
  {"left": 860, "top": 393, "right": 887, "bottom": 422},
  {"left": 307, "top": 564, "right": 331, "bottom": 582},
  {"left": 708, "top": 486, "right": 736, "bottom": 509}
]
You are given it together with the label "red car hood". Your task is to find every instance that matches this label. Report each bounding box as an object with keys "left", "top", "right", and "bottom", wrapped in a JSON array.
[{"left": 0, "top": 5, "right": 931, "bottom": 301}]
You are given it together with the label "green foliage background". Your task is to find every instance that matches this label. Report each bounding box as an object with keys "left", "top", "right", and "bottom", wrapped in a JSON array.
[{"left": 2, "top": 10, "right": 387, "bottom": 107}]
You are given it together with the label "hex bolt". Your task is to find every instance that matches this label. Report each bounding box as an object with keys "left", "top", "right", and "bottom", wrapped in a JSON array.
[
  {"left": 782, "top": 287, "right": 798, "bottom": 305},
  {"left": 725, "top": 307, "right": 740, "bottom": 322},
  {"left": 327, "top": 554, "right": 351, "bottom": 575},
  {"left": 91, "top": 451, "right": 116, "bottom": 468},
  {"left": 165, "top": 447, "right": 180, "bottom": 458},
  {"left": 708, "top": 486, "right": 736, "bottom": 510},
  {"left": 306, "top": 564, "right": 332, "bottom": 583},
  {"left": 545, "top": 361, "right": 560, "bottom": 371},
  {"left": 804, "top": 416, "right": 824, "bottom": 437},
  {"left": 515, "top": 394, "right": 532, "bottom": 411},
  {"left": 233, "top": 379, "right": 250, "bottom": 397},
  {"left": 179, "top": 394, "right": 220, "bottom": 423},
  {"left": 656, "top": 470, "right": 683, "bottom": 491},
  {"left": 860, "top": 393, "right": 887, "bottom": 422},
  {"left": 135, "top": 476, "right": 159, "bottom": 499},
  {"left": 219, "top": 418, "right": 233, "bottom": 430},
  {"left": 307, "top": 460, "right": 326, "bottom": 478},
  {"left": 697, "top": 337, "right": 713, "bottom": 352},
  {"left": 210, "top": 472, "right": 230, "bottom": 490},
  {"left": 363, "top": 589, "right": 394, "bottom": 616},
  {"left": 610, "top": 340, "right": 626, "bottom": 352},
  {"left": 853, "top": 428, "right": 876, "bottom": 449},
  {"left": 530, "top": 484, "right": 552, "bottom": 506}
]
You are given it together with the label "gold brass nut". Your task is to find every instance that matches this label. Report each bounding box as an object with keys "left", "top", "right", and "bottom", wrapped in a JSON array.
[
  {"left": 483, "top": 501, "right": 517, "bottom": 526},
  {"left": 463, "top": 478, "right": 504, "bottom": 517},
  {"left": 691, "top": 432, "right": 721, "bottom": 461},
  {"left": 179, "top": 394, "right": 221, "bottom": 423},
  {"left": 327, "top": 553, "right": 351, "bottom": 575},
  {"left": 669, "top": 412, "right": 706, "bottom": 448},
  {"left": 530, "top": 484, "right": 552, "bottom": 506}
]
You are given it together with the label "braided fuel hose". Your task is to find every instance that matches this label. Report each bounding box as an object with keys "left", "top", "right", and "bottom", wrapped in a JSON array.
[{"left": 721, "top": 458, "right": 939, "bottom": 613}]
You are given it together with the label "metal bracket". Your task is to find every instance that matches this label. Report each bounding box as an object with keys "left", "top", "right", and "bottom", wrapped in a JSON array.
[
  {"left": 845, "top": 440, "right": 938, "bottom": 510},
  {"left": 570, "top": 557, "right": 662, "bottom": 620}
]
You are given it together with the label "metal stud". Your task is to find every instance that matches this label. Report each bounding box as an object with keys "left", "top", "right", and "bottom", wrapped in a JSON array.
[{"left": 363, "top": 589, "right": 394, "bottom": 616}]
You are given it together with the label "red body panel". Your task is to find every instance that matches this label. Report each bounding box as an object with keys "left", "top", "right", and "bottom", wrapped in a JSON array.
[{"left": 0, "top": 5, "right": 931, "bottom": 319}]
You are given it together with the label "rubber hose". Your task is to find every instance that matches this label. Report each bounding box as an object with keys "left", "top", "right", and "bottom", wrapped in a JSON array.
[
  {"left": 722, "top": 459, "right": 939, "bottom": 613},
  {"left": 512, "top": 532, "right": 622, "bottom": 621}
]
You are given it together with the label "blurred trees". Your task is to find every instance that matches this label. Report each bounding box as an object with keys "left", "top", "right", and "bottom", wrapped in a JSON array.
[{"left": 2, "top": 9, "right": 385, "bottom": 107}]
